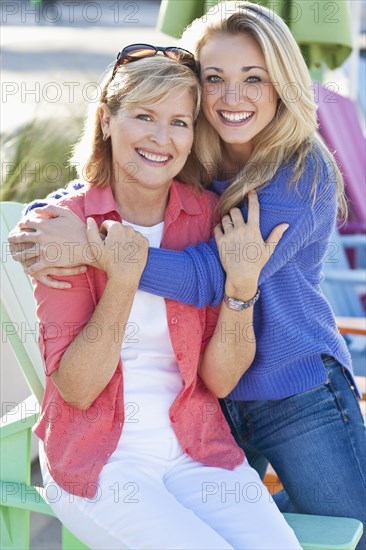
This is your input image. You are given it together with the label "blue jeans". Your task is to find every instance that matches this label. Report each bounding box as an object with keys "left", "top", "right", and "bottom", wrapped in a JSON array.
[{"left": 221, "top": 357, "right": 366, "bottom": 549}]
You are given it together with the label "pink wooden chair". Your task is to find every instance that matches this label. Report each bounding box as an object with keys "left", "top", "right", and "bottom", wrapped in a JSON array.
[{"left": 315, "top": 83, "right": 366, "bottom": 234}]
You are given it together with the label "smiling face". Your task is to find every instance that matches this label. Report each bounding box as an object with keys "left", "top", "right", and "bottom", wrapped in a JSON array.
[
  {"left": 200, "top": 33, "right": 278, "bottom": 161},
  {"left": 100, "top": 90, "right": 195, "bottom": 198}
]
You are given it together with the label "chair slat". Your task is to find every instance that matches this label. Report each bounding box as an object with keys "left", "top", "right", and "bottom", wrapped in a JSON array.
[{"left": 1, "top": 203, "right": 45, "bottom": 396}]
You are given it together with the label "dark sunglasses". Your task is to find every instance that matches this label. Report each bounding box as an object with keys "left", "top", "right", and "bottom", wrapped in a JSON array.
[{"left": 111, "top": 43, "right": 198, "bottom": 80}]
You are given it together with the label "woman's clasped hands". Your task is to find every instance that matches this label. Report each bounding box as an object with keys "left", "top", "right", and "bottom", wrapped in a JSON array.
[
  {"left": 8, "top": 205, "right": 149, "bottom": 289},
  {"left": 86, "top": 217, "right": 149, "bottom": 284}
]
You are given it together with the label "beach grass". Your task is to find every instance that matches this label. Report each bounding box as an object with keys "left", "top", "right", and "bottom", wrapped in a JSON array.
[{"left": 1, "top": 117, "right": 83, "bottom": 203}]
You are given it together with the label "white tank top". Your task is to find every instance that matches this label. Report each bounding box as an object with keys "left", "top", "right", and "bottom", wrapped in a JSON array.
[{"left": 120, "top": 219, "right": 183, "bottom": 440}]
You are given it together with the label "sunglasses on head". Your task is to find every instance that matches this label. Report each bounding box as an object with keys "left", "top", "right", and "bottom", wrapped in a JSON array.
[{"left": 111, "top": 43, "right": 198, "bottom": 81}]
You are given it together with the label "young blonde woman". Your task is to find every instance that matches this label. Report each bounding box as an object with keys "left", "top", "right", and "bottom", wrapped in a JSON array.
[{"left": 9, "top": 2, "right": 365, "bottom": 547}]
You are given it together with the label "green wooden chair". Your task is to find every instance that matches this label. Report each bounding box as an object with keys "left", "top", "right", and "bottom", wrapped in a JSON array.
[
  {"left": 1, "top": 201, "right": 363, "bottom": 550},
  {"left": 1, "top": 201, "right": 88, "bottom": 550}
]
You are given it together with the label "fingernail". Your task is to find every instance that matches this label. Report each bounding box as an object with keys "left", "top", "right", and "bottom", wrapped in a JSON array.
[{"left": 80, "top": 266, "right": 87, "bottom": 272}]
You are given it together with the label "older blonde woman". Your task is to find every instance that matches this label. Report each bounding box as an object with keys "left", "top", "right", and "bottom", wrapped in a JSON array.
[{"left": 27, "top": 50, "right": 297, "bottom": 549}]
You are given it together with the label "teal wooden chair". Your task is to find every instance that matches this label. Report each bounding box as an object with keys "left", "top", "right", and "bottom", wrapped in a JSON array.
[{"left": 1, "top": 202, "right": 363, "bottom": 550}]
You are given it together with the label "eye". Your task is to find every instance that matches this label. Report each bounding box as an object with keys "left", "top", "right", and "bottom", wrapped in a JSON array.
[
  {"left": 205, "top": 75, "right": 223, "bottom": 83},
  {"left": 246, "top": 76, "right": 262, "bottom": 83},
  {"left": 171, "top": 119, "right": 188, "bottom": 127},
  {"left": 136, "top": 113, "right": 153, "bottom": 121}
]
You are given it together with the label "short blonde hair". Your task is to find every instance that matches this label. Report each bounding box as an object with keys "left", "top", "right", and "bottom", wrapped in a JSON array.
[
  {"left": 181, "top": 1, "right": 346, "bottom": 218},
  {"left": 72, "top": 56, "right": 202, "bottom": 189}
]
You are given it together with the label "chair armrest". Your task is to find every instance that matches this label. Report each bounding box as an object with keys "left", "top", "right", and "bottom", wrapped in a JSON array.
[
  {"left": 324, "top": 269, "right": 366, "bottom": 285},
  {"left": 0, "top": 481, "right": 55, "bottom": 517},
  {"left": 338, "top": 234, "right": 366, "bottom": 249},
  {"left": 283, "top": 513, "right": 363, "bottom": 550},
  {"left": 338, "top": 234, "right": 366, "bottom": 268},
  {"left": 0, "top": 395, "right": 39, "bottom": 439},
  {"left": 336, "top": 316, "right": 366, "bottom": 336}
]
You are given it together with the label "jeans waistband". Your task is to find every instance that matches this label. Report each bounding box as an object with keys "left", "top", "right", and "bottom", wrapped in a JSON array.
[{"left": 321, "top": 354, "right": 336, "bottom": 367}]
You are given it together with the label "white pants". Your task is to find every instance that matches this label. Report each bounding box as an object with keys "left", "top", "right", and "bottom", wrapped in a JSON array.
[{"left": 39, "top": 437, "right": 301, "bottom": 550}]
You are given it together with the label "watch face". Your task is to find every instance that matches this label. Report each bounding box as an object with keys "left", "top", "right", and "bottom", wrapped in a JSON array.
[
  {"left": 224, "top": 289, "right": 260, "bottom": 311},
  {"left": 224, "top": 296, "right": 245, "bottom": 311},
  {"left": 229, "top": 298, "right": 242, "bottom": 311}
]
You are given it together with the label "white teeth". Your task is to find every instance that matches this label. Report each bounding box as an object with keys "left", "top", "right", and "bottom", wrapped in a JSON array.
[
  {"left": 220, "top": 111, "right": 253, "bottom": 122},
  {"left": 137, "top": 150, "right": 169, "bottom": 162}
]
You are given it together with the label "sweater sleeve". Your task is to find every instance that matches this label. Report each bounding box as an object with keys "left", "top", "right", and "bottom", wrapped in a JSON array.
[
  {"left": 140, "top": 150, "right": 337, "bottom": 305},
  {"left": 258, "top": 152, "right": 337, "bottom": 285},
  {"left": 139, "top": 239, "right": 225, "bottom": 308},
  {"left": 139, "top": 187, "right": 225, "bottom": 308},
  {"left": 24, "top": 181, "right": 85, "bottom": 214},
  {"left": 257, "top": 212, "right": 314, "bottom": 285},
  {"left": 138, "top": 195, "right": 313, "bottom": 308}
]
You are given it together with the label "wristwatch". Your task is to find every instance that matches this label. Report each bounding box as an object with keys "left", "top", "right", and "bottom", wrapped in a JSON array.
[{"left": 223, "top": 289, "right": 260, "bottom": 311}]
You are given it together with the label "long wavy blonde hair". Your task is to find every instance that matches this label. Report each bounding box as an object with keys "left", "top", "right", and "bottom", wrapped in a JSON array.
[
  {"left": 72, "top": 56, "right": 202, "bottom": 189},
  {"left": 181, "top": 1, "right": 346, "bottom": 217}
]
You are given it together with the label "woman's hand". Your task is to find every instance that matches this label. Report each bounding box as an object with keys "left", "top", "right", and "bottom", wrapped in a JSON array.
[
  {"left": 86, "top": 218, "right": 149, "bottom": 285},
  {"left": 8, "top": 205, "right": 91, "bottom": 286},
  {"left": 214, "top": 191, "right": 289, "bottom": 300},
  {"left": 8, "top": 205, "right": 88, "bottom": 266}
]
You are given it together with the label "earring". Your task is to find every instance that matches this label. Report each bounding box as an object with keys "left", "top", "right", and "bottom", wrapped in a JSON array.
[{"left": 103, "top": 133, "right": 109, "bottom": 141}]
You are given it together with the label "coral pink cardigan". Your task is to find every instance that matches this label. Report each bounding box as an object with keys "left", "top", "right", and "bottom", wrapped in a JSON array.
[{"left": 34, "top": 180, "right": 244, "bottom": 497}]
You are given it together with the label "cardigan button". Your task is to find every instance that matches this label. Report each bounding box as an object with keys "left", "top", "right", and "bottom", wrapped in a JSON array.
[
  {"left": 171, "top": 317, "right": 178, "bottom": 324},
  {"left": 177, "top": 352, "right": 183, "bottom": 360}
]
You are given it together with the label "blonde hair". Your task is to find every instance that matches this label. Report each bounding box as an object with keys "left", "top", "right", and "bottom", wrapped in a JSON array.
[
  {"left": 72, "top": 56, "right": 202, "bottom": 189},
  {"left": 181, "top": 1, "right": 346, "bottom": 217}
]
